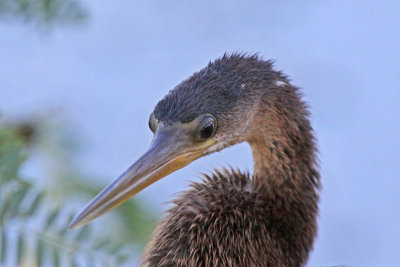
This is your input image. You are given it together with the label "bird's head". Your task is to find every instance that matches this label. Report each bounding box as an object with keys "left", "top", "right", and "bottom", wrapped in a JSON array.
[{"left": 69, "top": 54, "right": 280, "bottom": 229}]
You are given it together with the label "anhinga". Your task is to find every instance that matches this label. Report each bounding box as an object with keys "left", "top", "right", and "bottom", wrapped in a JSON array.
[{"left": 69, "top": 53, "right": 320, "bottom": 267}]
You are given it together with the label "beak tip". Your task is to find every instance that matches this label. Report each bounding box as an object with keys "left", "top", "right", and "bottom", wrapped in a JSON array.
[
  {"left": 68, "top": 222, "right": 77, "bottom": 230},
  {"left": 67, "top": 220, "right": 79, "bottom": 230},
  {"left": 68, "top": 215, "right": 85, "bottom": 230}
]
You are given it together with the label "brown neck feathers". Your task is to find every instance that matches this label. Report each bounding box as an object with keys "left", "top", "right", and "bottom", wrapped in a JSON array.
[{"left": 247, "top": 85, "right": 320, "bottom": 265}]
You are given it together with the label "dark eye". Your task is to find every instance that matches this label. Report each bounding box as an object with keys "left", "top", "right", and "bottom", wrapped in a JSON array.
[
  {"left": 200, "top": 121, "right": 215, "bottom": 139},
  {"left": 195, "top": 115, "right": 217, "bottom": 142},
  {"left": 148, "top": 113, "right": 158, "bottom": 133}
]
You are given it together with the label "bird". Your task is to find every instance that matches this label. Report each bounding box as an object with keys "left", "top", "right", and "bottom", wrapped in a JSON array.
[{"left": 69, "top": 53, "right": 320, "bottom": 267}]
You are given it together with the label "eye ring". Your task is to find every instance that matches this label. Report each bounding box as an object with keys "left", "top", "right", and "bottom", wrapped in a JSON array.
[
  {"left": 148, "top": 113, "right": 158, "bottom": 133},
  {"left": 195, "top": 115, "right": 217, "bottom": 142}
]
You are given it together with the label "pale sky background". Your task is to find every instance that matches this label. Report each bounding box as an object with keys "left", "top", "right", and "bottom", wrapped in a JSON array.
[{"left": 1, "top": 1, "right": 400, "bottom": 266}]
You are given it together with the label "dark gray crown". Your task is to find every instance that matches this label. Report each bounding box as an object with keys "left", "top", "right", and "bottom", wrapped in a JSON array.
[{"left": 153, "top": 53, "right": 279, "bottom": 124}]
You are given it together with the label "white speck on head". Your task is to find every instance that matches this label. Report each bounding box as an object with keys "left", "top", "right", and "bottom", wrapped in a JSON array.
[
  {"left": 274, "top": 80, "right": 287, "bottom": 87},
  {"left": 241, "top": 83, "right": 246, "bottom": 89}
]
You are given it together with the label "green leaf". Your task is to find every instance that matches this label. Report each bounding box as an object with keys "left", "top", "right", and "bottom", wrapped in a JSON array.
[
  {"left": 0, "top": 118, "right": 146, "bottom": 266},
  {"left": 58, "top": 212, "right": 74, "bottom": 237},
  {"left": 45, "top": 208, "right": 61, "bottom": 229},
  {"left": 0, "top": 129, "right": 26, "bottom": 182},
  {"left": 116, "top": 253, "right": 130, "bottom": 264},
  {"left": 51, "top": 247, "right": 60, "bottom": 267},
  {"left": 27, "top": 191, "right": 45, "bottom": 216},
  {"left": 75, "top": 225, "right": 90, "bottom": 242},
  {"left": 106, "top": 241, "right": 124, "bottom": 254},
  {"left": 36, "top": 239, "right": 45, "bottom": 267},
  {"left": 19, "top": 180, "right": 32, "bottom": 193},
  {"left": 7, "top": 182, "right": 31, "bottom": 218},
  {"left": 0, "top": 228, "right": 6, "bottom": 263},
  {"left": 93, "top": 237, "right": 108, "bottom": 250},
  {"left": 0, "top": 193, "right": 12, "bottom": 221},
  {"left": 0, "top": 0, "right": 88, "bottom": 26},
  {"left": 16, "top": 230, "right": 24, "bottom": 265}
]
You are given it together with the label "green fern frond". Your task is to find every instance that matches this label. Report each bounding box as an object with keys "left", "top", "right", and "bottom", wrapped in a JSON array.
[{"left": 0, "top": 124, "right": 131, "bottom": 266}]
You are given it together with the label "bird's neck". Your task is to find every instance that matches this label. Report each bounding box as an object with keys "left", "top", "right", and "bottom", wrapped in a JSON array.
[
  {"left": 249, "top": 133, "right": 319, "bottom": 192},
  {"left": 246, "top": 93, "right": 320, "bottom": 265},
  {"left": 247, "top": 89, "right": 319, "bottom": 196}
]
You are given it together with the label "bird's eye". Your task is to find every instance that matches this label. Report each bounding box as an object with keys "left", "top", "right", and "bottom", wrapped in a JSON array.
[
  {"left": 200, "top": 121, "right": 215, "bottom": 139},
  {"left": 148, "top": 113, "right": 158, "bottom": 133},
  {"left": 195, "top": 115, "right": 217, "bottom": 142}
]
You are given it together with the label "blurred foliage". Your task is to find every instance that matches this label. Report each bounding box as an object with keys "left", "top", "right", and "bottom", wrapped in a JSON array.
[
  {"left": 1, "top": 1, "right": 157, "bottom": 264},
  {"left": 34, "top": 117, "right": 158, "bottom": 246},
  {"left": 0, "top": 0, "right": 87, "bottom": 26},
  {"left": 0, "top": 116, "right": 157, "bottom": 266}
]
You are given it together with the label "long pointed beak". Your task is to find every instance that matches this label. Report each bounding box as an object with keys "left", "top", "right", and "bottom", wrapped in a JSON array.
[{"left": 69, "top": 127, "right": 205, "bottom": 229}]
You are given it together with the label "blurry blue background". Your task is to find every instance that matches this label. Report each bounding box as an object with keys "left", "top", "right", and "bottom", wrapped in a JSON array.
[{"left": 1, "top": 0, "right": 399, "bottom": 266}]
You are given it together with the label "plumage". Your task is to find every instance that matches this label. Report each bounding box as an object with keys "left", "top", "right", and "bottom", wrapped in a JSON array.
[
  {"left": 70, "top": 53, "right": 320, "bottom": 267},
  {"left": 143, "top": 54, "right": 320, "bottom": 266}
]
